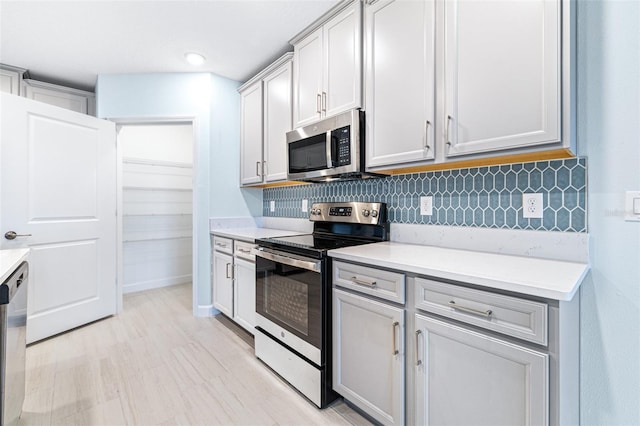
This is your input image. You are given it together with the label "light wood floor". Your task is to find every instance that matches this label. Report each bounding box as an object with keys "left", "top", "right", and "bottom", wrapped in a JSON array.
[{"left": 20, "top": 283, "right": 371, "bottom": 426}]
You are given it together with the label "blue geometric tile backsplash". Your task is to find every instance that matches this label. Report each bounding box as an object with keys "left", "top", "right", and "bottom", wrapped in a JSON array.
[{"left": 263, "top": 158, "right": 587, "bottom": 233}]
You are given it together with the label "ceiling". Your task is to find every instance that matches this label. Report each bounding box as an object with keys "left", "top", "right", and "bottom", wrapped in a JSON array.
[{"left": 0, "top": 0, "right": 339, "bottom": 92}]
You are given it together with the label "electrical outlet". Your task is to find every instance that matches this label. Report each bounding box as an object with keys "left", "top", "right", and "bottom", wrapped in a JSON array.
[
  {"left": 302, "top": 199, "right": 308, "bottom": 212},
  {"left": 270, "top": 200, "right": 275, "bottom": 213},
  {"left": 420, "top": 196, "right": 433, "bottom": 216},
  {"left": 522, "top": 193, "right": 543, "bottom": 219}
]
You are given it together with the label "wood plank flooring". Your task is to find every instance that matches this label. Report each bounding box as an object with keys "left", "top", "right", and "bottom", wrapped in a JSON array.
[{"left": 20, "top": 283, "right": 371, "bottom": 426}]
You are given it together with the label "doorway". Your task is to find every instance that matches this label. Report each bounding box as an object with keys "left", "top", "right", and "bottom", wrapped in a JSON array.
[{"left": 117, "top": 122, "right": 194, "bottom": 300}]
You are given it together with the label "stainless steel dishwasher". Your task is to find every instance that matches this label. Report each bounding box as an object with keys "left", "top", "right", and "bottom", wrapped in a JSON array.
[{"left": 0, "top": 261, "right": 28, "bottom": 426}]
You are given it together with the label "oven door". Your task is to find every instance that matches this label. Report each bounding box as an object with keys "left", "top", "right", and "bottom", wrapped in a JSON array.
[{"left": 254, "top": 248, "right": 324, "bottom": 366}]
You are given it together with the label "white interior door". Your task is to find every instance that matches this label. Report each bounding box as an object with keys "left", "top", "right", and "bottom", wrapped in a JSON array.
[{"left": 0, "top": 93, "right": 117, "bottom": 343}]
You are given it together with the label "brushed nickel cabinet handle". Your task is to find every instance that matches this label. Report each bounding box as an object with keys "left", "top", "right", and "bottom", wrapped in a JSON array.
[
  {"left": 225, "top": 262, "right": 232, "bottom": 279},
  {"left": 350, "top": 276, "right": 377, "bottom": 287},
  {"left": 445, "top": 115, "right": 453, "bottom": 146},
  {"left": 262, "top": 160, "right": 266, "bottom": 177},
  {"left": 392, "top": 321, "right": 400, "bottom": 355},
  {"left": 448, "top": 300, "right": 492, "bottom": 318},
  {"left": 316, "top": 93, "right": 322, "bottom": 114},
  {"left": 256, "top": 161, "right": 261, "bottom": 177},
  {"left": 322, "top": 92, "right": 327, "bottom": 112},
  {"left": 415, "top": 329, "right": 422, "bottom": 366},
  {"left": 424, "top": 120, "right": 432, "bottom": 151}
]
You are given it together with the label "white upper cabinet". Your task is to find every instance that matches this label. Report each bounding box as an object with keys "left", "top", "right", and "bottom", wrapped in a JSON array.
[
  {"left": 263, "top": 60, "right": 293, "bottom": 183},
  {"left": 22, "top": 79, "right": 96, "bottom": 115},
  {"left": 444, "top": 0, "right": 561, "bottom": 157},
  {"left": 0, "top": 64, "right": 26, "bottom": 95},
  {"left": 365, "top": 0, "right": 435, "bottom": 168},
  {"left": 240, "top": 80, "right": 264, "bottom": 186},
  {"left": 238, "top": 53, "right": 293, "bottom": 187},
  {"left": 292, "top": 0, "right": 362, "bottom": 128},
  {"left": 294, "top": 28, "right": 324, "bottom": 127}
]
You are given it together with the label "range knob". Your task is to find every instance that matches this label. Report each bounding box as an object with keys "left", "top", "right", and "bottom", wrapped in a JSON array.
[
  {"left": 312, "top": 208, "right": 321, "bottom": 216},
  {"left": 362, "top": 209, "right": 370, "bottom": 217},
  {"left": 371, "top": 210, "right": 378, "bottom": 218}
]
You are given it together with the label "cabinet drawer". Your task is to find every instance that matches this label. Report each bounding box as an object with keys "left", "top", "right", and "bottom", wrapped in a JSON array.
[
  {"left": 212, "top": 236, "right": 233, "bottom": 254},
  {"left": 415, "top": 278, "right": 548, "bottom": 345},
  {"left": 234, "top": 241, "right": 257, "bottom": 262},
  {"left": 333, "top": 261, "right": 405, "bottom": 304}
]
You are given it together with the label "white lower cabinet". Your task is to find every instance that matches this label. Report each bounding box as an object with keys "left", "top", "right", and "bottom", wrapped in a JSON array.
[
  {"left": 414, "top": 313, "right": 549, "bottom": 426},
  {"left": 212, "top": 236, "right": 257, "bottom": 334},
  {"left": 331, "top": 260, "right": 577, "bottom": 426},
  {"left": 333, "top": 288, "right": 405, "bottom": 426},
  {"left": 233, "top": 257, "right": 256, "bottom": 334},
  {"left": 212, "top": 250, "right": 233, "bottom": 317}
]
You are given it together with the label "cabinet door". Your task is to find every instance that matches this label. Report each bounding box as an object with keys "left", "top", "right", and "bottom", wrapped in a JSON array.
[
  {"left": 0, "top": 68, "right": 23, "bottom": 95},
  {"left": 323, "top": 1, "right": 362, "bottom": 118},
  {"left": 23, "top": 83, "right": 91, "bottom": 114},
  {"left": 365, "top": 0, "right": 435, "bottom": 169},
  {"left": 414, "top": 313, "right": 549, "bottom": 426},
  {"left": 444, "top": 0, "right": 560, "bottom": 157},
  {"left": 263, "top": 60, "right": 292, "bottom": 183},
  {"left": 333, "top": 288, "right": 404, "bottom": 426},
  {"left": 293, "top": 27, "right": 323, "bottom": 128},
  {"left": 212, "top": 251, "right": 233, "bottom": 317},
  {"left": 240, "top": 81, "right": 264, "bottom": 186},
  {"left": 233, "top": 257, "right": 256, "bottom": 334}
]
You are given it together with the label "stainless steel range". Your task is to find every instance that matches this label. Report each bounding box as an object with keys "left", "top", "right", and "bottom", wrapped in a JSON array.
[{"left": 253, "top": 202, "right": 388, "bottom": 408}]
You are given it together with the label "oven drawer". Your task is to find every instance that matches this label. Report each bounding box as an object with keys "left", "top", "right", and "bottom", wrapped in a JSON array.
[
  {"left": 234, "top": 241, "right": 256, "bottom": 262},
  {"left": 212, "top": 236, "right": 233, "bottom": 254},
  {"left": 415, "top": 277, "right": 548, "bottom": 346},
  {"left": 333, "top": 261, "right": 405, "bottom": 304}
]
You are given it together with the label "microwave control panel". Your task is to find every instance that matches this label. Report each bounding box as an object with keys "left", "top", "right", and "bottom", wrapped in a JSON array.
[{"left": 332, "top": 126, "right": 351, "bottom": 166}]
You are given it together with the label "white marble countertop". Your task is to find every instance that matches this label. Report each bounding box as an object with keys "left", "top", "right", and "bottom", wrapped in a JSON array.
[
  {"left": 0, "top": 248, "right": 30, "bottom": 284},
  {"left": 210, "top": 227, "right": 305, "bottom": 243},
  {"left": 328, "top": 241, "right": 589, "bottom": 301}
]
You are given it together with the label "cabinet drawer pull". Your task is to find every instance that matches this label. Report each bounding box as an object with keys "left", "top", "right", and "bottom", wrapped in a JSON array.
[
  {"left": 392, "top": 321, "right": 400, "bottom": 355},
  {"left": 215, "top": 243, "right": 227, "bottom": 248},
  {"left": 350, "top": 276, "right": 377, "bottom": 287},
  {"left": 256, "top": 161, "right": 261, "bottom": 177},
  {"left": 321, "top": 92, "right": 327, "bottom": 112},
  {"left": 448, "top": 300, "right": 492, "bottom": 318},
  {"left": 415, "top": 330, "right": 422, "bottom": 366},
  {"left": 237, "top": 248, "right": 252, "bottom": 254},
  {"left": 316, "top": 93, "right": 322, "bottom": 114}
]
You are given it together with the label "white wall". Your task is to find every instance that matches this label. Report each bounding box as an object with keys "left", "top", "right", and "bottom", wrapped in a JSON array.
[
  {"left": 96, "top": 73, "right": 261, "bottom": 315},
  {"left": 578, "top": 1, "right": 640, "bottom": 424}
]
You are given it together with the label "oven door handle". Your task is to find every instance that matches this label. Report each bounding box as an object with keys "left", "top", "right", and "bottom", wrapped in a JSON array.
[{"left": 253, "top": 248, "right": 321, "bottom": 273}]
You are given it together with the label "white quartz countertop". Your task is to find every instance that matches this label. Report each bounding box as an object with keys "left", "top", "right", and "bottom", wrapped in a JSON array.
[
  {"left": 328, "top": 242, "right": 589, "bottom": 301},
  {"left": 210, "top": 227, "right": 305, "bottom": 242},
  {"left": 0, "top": 248, "right": 30, "bottom": 284}
]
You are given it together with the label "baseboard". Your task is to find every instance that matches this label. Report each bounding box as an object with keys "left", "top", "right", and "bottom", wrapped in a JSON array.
[
  {"left": 196, "top": 304, "right": 219, "bottom": 317},
  {"left": 123, "top": 275, "right": 192, "bottom": 294}
]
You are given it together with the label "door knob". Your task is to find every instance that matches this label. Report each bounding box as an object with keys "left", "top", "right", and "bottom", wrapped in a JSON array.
[{"left": 4, "top": 231, "right": 32, "bottom": 240}]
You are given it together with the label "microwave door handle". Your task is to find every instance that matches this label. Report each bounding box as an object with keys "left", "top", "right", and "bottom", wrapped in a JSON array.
[{"left": 326, "top": 131, "right": 334, "bottom": 168}]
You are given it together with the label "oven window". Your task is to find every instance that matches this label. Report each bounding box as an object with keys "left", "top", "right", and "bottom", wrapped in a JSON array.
[
  {"left": 256, "top": 257, "right": 323, "bottom": 349},
  {"left": 264, "top": 275, "right": 309, "bottom": 335},
  {"left": 288, "top": 133, "right": 328, "bottom": 173}
]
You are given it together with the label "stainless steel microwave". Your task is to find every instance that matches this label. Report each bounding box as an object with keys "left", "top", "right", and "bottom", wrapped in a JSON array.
[{"left": 286, "top": 109, "right": 379, "bottom": 182}]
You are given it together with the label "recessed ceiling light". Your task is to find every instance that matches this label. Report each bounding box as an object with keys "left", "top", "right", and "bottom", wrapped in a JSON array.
[{"left": 185, "top": 52, "right": 205, "bottom": 66}]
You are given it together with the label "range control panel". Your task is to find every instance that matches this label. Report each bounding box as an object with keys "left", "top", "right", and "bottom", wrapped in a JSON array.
[
  {"left": 309, "top": 202, "right": 386, "bottom": 225},
  {"left": 329, "top": 206, "right": 352, "bottom": 217}
]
